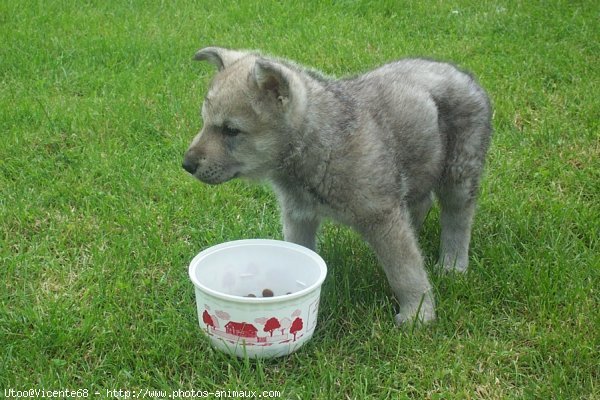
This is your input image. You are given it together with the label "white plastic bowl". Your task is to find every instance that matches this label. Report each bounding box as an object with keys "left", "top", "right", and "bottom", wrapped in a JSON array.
[{"left": 189, "top": 239, "right": 327, "bottom": 358}]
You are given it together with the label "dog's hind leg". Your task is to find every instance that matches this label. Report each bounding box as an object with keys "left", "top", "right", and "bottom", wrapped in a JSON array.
[
  {"left": 436, "top": 121, "right": 490, "bottom": 272},
  {"left": 360, "top": 208, "right": 436, "bottom": 325},
  {"left": 436, "top": 180, "right": 477, "bottom": 272},
  {"left": 436, "top": 120, "right": 490, "bottom": 272}
]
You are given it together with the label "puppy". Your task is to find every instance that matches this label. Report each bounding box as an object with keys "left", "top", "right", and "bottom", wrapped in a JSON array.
[{"left": 183, "top": 47, "right": 492, "bottom": 324}]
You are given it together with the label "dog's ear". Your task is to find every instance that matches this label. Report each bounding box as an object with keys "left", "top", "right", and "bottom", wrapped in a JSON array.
[
  {"left": 252, "top": 59, "right": 291, "bottom": 105},
  {"left": 193, "top": 47, "right": 246, "bottom": 71}
]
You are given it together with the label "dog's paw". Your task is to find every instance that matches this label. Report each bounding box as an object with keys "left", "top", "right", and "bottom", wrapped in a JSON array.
[
  {"left": 394, "top": 299, "right": 436, "bottom": 327},
  {"left": 438, "top": 255, "right": 469, "bottom": 273}
]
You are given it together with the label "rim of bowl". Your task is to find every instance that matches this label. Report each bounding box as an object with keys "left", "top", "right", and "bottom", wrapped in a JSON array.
[{"left": 188, "top": 239, "right": 327, "bottom": 303}]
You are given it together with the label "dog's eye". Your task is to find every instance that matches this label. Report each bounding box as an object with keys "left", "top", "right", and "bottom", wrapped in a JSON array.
[{"left": 222, "top": 125, "right": 241, "bottom": 137}]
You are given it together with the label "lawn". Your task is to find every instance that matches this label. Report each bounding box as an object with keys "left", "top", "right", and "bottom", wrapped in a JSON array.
[{"left": 1, "top": 0, "right": 598, "bottom": 399}]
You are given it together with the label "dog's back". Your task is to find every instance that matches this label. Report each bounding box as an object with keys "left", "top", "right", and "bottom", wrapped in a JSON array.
[{"left": 324, "top": 58, "right": 491, "bottom": 204}]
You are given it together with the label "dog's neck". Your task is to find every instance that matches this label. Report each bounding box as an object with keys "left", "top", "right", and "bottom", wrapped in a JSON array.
[{"left": 270, "top": 79, "right": 357, "bottom": 204}]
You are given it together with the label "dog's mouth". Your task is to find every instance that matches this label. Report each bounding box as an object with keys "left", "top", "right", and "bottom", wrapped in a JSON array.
[
  {"left": 188, "top": 165, "right": 241, "bottom": 185},
  {"left": 181, "top": 151, "right": 245, "bottom": 185},
  {"left": 199, "top": 172, "right": 241, "bottom": 185}
]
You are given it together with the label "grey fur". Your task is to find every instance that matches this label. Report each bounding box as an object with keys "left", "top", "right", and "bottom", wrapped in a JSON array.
[{"left": 183, "top": 47, "right": 492, "bottom": 325}]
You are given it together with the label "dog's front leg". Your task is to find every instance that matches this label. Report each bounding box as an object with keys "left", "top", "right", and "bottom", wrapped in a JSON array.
[
  {"left": 360, "top": 208, "right": 436, "bottom": 326},
  {"left": 281, "top": 208, "right": 321, "bottom": 251}
]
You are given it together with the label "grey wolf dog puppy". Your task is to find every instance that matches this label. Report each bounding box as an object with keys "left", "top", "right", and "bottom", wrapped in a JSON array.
[{"left": 183, "top": 47, "right": 492, "bottom": 325}]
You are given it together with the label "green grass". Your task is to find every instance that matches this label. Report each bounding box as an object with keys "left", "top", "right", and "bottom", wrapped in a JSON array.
[{"left": 1, "top": 0, "right": 598, "bottom": 398}]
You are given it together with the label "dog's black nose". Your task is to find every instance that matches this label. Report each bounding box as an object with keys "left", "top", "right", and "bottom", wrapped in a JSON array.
[{"left": 182, "top": 158, "right": 198, "bottom": 174}]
